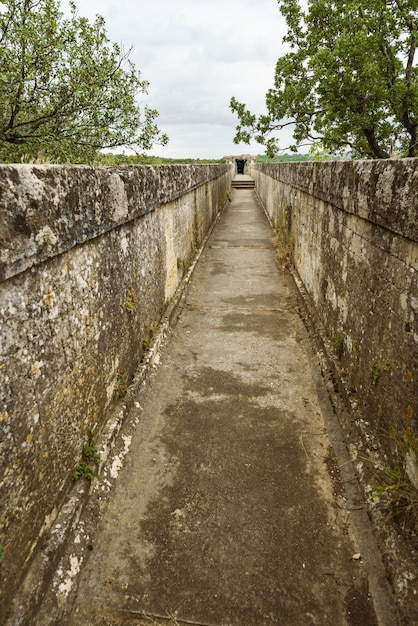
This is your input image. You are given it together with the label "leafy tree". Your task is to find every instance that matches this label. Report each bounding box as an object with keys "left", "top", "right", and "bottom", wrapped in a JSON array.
[
  {"left": 0, "top": 0, "right": 169, "bottom": 163},
  {"left": 230, "top": 0, "right": 418, "bottom": 159}
]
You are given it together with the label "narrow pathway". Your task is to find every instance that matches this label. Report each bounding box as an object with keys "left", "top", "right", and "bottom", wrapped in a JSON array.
[{"left": 68, "top": 185, "right": 379, "bottom": 625}]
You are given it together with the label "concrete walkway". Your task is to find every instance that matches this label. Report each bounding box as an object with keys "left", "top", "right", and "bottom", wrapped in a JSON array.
[{"left": 68, "top": 187, "right": 381, "bottom": 625}]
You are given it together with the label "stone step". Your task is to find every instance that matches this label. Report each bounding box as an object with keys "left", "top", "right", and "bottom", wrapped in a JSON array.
[{"left": 232, "top": 179, "right": 255, "bottom": 189}]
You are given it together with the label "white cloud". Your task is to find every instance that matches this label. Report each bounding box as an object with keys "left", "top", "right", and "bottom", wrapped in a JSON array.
[{"left": 66, "top": 0, "right": 293, "bottom": 158}]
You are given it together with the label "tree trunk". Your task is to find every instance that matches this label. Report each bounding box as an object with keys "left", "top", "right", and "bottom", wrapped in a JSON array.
[{"left": 363, "top": 127, "right": 390, "bottom": 159}]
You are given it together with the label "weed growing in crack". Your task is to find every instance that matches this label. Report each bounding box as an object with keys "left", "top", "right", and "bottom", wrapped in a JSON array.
[
  {"left": 125, "top": 289, "right": 137, "bottom": 313},
  {"left": 372, "top": 425, "right": 418, "bottom": 530},
  {"left": 369, "top": 360, "right": 391, "bottom": 385},
  {"left": 72, "top": 444, "right": 101, "bottom": 482},
  {"left": 142, "top": 322, "right": 158, "bottom": 352},
  {"left": 333, "top": 332, "right": 344, "bottom": 360},
  {"left": 114, "top": 371, "right": 129, "bottom": 398}
]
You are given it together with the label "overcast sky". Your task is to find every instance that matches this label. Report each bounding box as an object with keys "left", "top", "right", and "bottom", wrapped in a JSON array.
[{"left": 67, "top": 0, "right": 291, "bottom": 159}]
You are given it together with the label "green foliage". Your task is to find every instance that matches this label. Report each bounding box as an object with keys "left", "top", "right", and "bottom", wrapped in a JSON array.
[
  {"left": 142, "top": 337, "right": 152, "bottom": 351},
  {"left": 0, "top": 543, "right": 4, "bottom": 562},
  {"left": 333, "top": 332, "right": 344, "bottom": 360},
  {"left": 373, "top": 466, "right": 404, "bottom": 498},
  {"left": 308, "top": 142, "right": 336, "bottom": 161},
  {"left": 82, "top": 443, "right": 100, "bottom": 464},
  {"left": 369, "top": 360, "right": 391, "bottom": 385},
  {"left": 142, "top": 322, "right": 158, "bottom": 351},
  {"left": 372, "top": 426, "right": 418, "bottom": 530},
  {"left": 256, "top": 153, "right": 312, "bottom": 162},
  {"left": 231, "top": 0, "right": 418, "bottom": 159},
  {"left": 72, "top": 460, "right": 94, "bottom": 481},
  {"left": 125, "top": 289, "right": 137, "bottom": 313},
  {"left": 114, "top": 371, "right": 129, "bottom": 398},
  {"left": 369, "top": 362, "right": 380, "bottom": 385},
  {"left": 0, "top": 0, "right": 169, "bottom": 163},
  {"left": 94, "top": 153, "right": 225, "bottom": 166},
  {"left": 72, "top": 444, "right": 100, "bottom": 481}
]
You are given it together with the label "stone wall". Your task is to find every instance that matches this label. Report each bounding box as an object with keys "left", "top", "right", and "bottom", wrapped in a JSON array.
[
  {"left": 251, "top": 160, "right": 417, "bottom": 472},
  {"left": 0, "top": 163, "right": 232, "bottom": 618}
]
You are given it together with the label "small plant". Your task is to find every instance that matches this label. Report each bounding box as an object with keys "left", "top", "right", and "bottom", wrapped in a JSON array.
[
  {"left": 72, "top": 461, "right": 94, "bottom": 481},
  {"left": 193, "top": 235, "right": 202, "bottom": 253},
  {"left": 82, "top": 443, "right": 100, "bottom": 464},
  {"left": 369, "top": 360, "right": 391, "bottom": 385},
  {"left": 373, "top": 465, "right": 418, "bottom": 530},
  {"left": 142, "top": 322, "right": 158, "bottom": 351},
  {"left": 114, "top": 371, "right": 129, "bottom": 398},
  {"left": 0, "top": 543, "right": 4, "bottom": 563},
  {"left": 72, "top": 444, "right": 100, "bottom": 482},
  {"left": 372, "top": 424, "right": 418, "bottom": 530},
  {"left": 373, "top": 466, "right": 403, "bottom": 498},
  {"left": 333, "top": 332, "right": 344, "bottom": 359},
  {"left": 382, "top": 361, "right": 391, "bottom": 373},
  {"left": 369, "top": 362, "right": 380, "bottom": 385},
  {"left": 125, "top": 289, "right": 137, "bottom": 313},
  {"left": 226, "top": 191, "right": 232, "bottom": 202},
  {"left": 177, "top": 257, "right": 184, "bottom": 270}
]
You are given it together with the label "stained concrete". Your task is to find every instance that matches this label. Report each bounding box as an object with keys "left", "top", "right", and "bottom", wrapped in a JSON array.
[
  {"left": 66, "top": 188, "right": 390, "bottom": 626},
  {"left": 0, "top": 164, "right": 232, "bottom": 615}
]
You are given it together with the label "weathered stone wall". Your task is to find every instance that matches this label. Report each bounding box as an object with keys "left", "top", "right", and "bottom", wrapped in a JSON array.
[
  {"left": 251, "top": 160, "right": 417, "bottom": 467},
  {"left": 0, "top": 163, "right": 232, "bottom": 617}
]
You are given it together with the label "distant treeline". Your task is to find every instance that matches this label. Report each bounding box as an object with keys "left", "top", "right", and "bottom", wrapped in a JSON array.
[
  {"left": 256, "top": 154, "right": 312, "bottom": 163},
  {"left": 93, "top": 153, "right": 314, "bottom": 166},
  {"left": 94, "top": 154, "right": 226, "bottom": 166}
]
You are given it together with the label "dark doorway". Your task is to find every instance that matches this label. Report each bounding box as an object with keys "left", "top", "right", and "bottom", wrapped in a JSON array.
[{"left": 236, "top": 159, "right": 246, "bottom": 174}]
